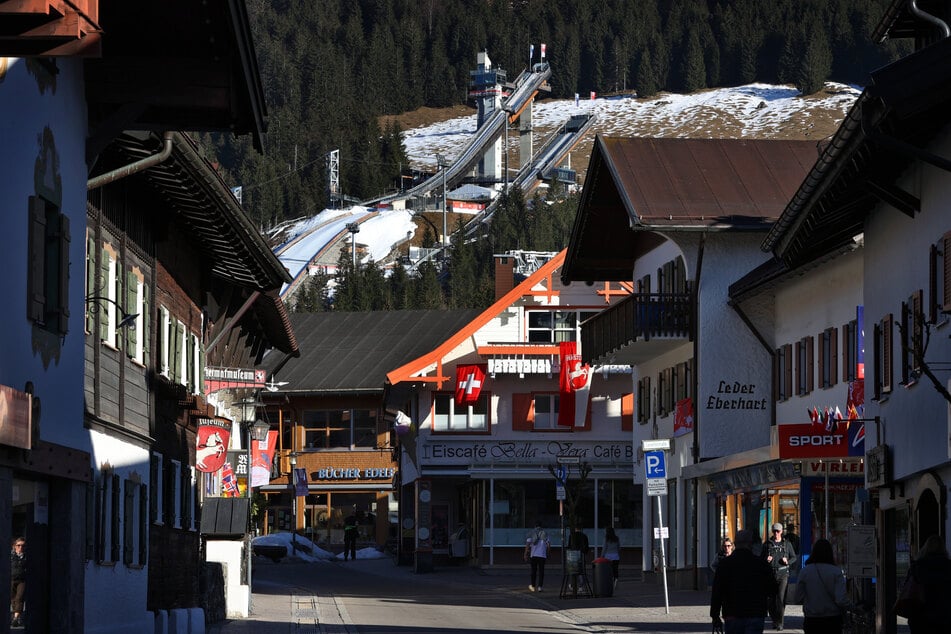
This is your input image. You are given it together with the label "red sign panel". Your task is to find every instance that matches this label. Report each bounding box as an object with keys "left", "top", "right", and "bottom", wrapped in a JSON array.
[{"left": 778, "top": 423, "right": 852, "bottom": 459}]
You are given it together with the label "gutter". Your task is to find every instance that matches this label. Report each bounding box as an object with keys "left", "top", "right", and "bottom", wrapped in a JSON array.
[{"left": 87, "top": 132, "right": 174, "bottom": 190}]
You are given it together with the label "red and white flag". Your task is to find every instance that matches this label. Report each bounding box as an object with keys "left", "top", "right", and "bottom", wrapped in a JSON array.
[
  {"left": 558, "top": 341, "right": 592, "bottom": 427},
  {"left": 455, "top": 364, "right": 487, "bottom": 407},
  {"left": 250, "top": 430, "right": 278, "bottom": 488},
  {"left": 541, "top": 43, "right": 546, "bottom": 60},
  {"left": 673, "top": 398, "right": 694, "bottom": 437},
  {"left": 195, "top": 417, "right": 232, "bottom": 473},
  {"left": 221, "top": 462, "right": 240, "bottom": 497}
]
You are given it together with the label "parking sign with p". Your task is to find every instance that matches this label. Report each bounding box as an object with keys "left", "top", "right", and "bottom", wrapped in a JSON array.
[{"left": 645, "top": 451, "right": 666, "bottom": 479}]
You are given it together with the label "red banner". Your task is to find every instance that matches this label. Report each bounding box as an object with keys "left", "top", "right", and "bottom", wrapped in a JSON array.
[
  {"left": 673, "top": 398, "right": 694, "bottom": 437},
  {"left": 195, "top": 417, "right": 232, "bottom": 473},
  {"left": 455, "top": 364, "right": 487, "bottom": 407},
  {"left": 250, "top": 430, "right": 278, "bottom": 487},
  {"left": 558, "top": 341, "right": 592, "bottom": 427}
]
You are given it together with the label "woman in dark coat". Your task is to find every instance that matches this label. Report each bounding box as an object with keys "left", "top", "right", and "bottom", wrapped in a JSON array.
[{"left": 902, "top": 535, "right": 951, "bottom": 633}]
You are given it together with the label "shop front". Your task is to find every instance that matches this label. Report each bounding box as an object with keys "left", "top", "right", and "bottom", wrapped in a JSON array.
[
  {"left": 261, "top": 451, "right": 397, "bottom": 552},
  {"left": 692, "top": 421, "right": 868, "bottom": 587},
  {"left": 407, "top": 438, "right": 643, "bottom": 569}
]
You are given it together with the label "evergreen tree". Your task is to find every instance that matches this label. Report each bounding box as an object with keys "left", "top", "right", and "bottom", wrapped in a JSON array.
[{"left": 797, "top": 29, "right": 833, "bottom": 95}]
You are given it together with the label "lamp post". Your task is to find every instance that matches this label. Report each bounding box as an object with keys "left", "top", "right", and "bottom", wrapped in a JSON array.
[
  {"left": 289, "top": 451, "right": 299, "bottom": 554},
  {"left": 237, "top": 397, "right": 268, "bottom": 615}
]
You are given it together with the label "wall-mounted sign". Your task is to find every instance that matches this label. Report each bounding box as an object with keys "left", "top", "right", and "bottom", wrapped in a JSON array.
[
  {"left": 203, "top": 366, "right": 266, "bottom": 395},
  {"left": 778, "top": 422, "right": 864, "bottom": 459},
  {"left": 704, "top": 380, "right": 767, "bottom": 412},
  {"left": 421, "top": 440, "right": 633, "bottom": 465},
  {"left": 315, "top": 468, "right": 396, "bottom": 480},
  {"left": 0, "top": 384, "right": 32, "bottom": 450}
]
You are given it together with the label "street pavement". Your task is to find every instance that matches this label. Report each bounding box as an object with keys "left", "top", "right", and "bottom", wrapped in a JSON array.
[{"left": 209, "top": 555, "right": 810, "bottom": 634}]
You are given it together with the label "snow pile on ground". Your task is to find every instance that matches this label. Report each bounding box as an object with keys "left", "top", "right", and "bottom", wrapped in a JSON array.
[{"left": 252, "top": 532, "right": 388, "bottom": 563}]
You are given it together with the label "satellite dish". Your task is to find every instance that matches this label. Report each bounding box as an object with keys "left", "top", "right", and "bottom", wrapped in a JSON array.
[{"left": 265, "top": 380, "right": 289, "bottom": 392}]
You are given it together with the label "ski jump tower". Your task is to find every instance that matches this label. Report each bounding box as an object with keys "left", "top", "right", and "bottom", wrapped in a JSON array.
[{"left": 469, "top": 51, "right": 507, "bottom": 185}]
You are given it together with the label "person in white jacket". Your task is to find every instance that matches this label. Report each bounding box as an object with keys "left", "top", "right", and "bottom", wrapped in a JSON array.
[{"left": 793, "top": 539, "right": 849, "bottom": 634}]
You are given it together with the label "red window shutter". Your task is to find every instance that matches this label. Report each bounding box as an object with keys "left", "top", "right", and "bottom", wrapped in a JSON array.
[
  {"left": 621, "top": 393, "right": 634, "bottom": 431},
  {"left": 830, "top": 327, "right": 838, "bottom": 385},
  {"left": 512, "top": 394, "right": 534, "bottom": 431},
  {"left": 783, "top": 344, "right": 792, "bottom": 399},
  {"left": 817, "top": 331, "right": 826, "bottom": 388}
]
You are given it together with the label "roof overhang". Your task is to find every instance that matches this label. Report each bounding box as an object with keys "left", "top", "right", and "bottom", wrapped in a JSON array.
[
  {"left": 763, "top": 36, "right": 951, "bottom": 266},
  {"left": 83, "top": 0, "right": 266, "bottom": 154},
  {"left": 0, "top": 0, "right": 103, "bottom": 56}
]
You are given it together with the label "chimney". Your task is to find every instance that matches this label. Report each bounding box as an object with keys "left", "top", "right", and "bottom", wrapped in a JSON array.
[{"left": 495, "top": 255, "right": 515, "bottom": 300}]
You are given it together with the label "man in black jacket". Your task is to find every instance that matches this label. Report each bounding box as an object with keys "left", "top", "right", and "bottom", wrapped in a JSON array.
[
  {"left": 761, "top": 522, "right": 797, "bottom": 630},
  {"left": 711, "top": 529, "right": 777, "bottom": 634}
]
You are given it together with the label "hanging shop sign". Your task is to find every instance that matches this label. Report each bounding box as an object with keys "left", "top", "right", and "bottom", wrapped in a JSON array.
[
  {"left": 778, "top": 422, "right": 864, "bottom": 459},
  {"left": 203, "top": 366, "right": 266, "bottom": 395}
]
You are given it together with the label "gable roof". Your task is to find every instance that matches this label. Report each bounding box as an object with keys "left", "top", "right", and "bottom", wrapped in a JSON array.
[
  {"left": 386, "top": 251, "right": 566, "bottom": 389},
  {"left": 562, "top": 136, "right": 819, "bottom": 283},
  {"left": 265, "top": 310, "right": 481, "bottom": 395}
]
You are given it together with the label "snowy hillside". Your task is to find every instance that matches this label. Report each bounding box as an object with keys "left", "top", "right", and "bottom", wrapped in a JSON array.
[{"left": 271, "top": 82, "right": 862, "bottom": 298}]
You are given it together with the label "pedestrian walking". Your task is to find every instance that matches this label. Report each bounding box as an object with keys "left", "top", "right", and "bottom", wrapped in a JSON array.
[
  {"left": 894, "top": 534, "right": 951, "bottom": 632},
  {"left": 524, "top": 521, "right": 550, "bottom": 592},
  {"left": 762, "top": 522, "right": 797, "bottom": 630},
  {"left": 711, "top": 529, "right": 777, "bottom": 634},
  {"left": 601, "top": 526, "right": 621, "bottom": 587},
  {"left": 343, "top": 507, "right": 358, "bottom": 561},
  {"left": 10, "top": 537, "right": 25, "bottom": 628},
  {"left": 793, "top": 539, "right": 848, "bottom": 634},
  {"left": 710, "top": 537, "right": 734, "bottom": 574}
]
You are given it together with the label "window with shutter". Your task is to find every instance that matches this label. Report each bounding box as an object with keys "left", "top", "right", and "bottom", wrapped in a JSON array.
[
  {"left": 842, "top": 321, "right": 858, "bottom": 382},
  {"left": 431, "top": 392, "right": 490, "bottom": 432},
  {"left": 819, "top": 327, "right": 838, "bottom": 388},
  {"left": 26, "top": 195, "right": 71, "bottom": 334},
  {"left": 775, "top": 346, "right": 786, "bottom": 401},
  {"left": 158, "top": 306, "right": 170, "bottom": 377}
]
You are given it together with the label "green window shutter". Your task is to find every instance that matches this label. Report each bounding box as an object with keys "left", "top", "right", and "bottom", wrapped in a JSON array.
[
  {"left": 125, "top": 269, "right": 137, "bottom": 353},
  {"left": 86, "top": 234, "right": 96, "bottom": 331},
  {"left": 27, "top": 196, "right": 47, "bottom": 323},
  {"left": 172, "top": 321, "right": 184, "bottom": 384},
  {"left": 99, "top": 247, "right": 110, "bottom": 341},
  {"left": 142, "top": 284, "right": 151, "bottom": 363},
  {"left": 198, "top": 343, "right": 205, "bottom": 396}
]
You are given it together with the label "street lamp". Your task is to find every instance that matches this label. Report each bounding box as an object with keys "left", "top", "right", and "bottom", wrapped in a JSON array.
[
  {"left": 236, "top": 397, "right": 268, "bottom": 616},
  {"left": 289, "top": 451, "right": 299, "bottom": 554}
]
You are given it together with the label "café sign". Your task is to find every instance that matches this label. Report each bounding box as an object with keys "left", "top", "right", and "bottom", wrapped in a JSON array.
[{"left": 421, "top": 440, "right": 633, "bottom": 465}]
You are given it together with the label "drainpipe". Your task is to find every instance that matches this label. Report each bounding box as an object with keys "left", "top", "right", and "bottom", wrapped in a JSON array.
[
  {"left": 908, "top": 0, "right": 950, "bottom": 39},
  {"left": 87, "top": 131, "right": 175, "bottom": 190}
]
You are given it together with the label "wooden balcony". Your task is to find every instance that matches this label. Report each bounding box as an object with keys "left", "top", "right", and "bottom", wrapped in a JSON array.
[{"left": 581, "top": 291, "right": 693, "bottom": 364}]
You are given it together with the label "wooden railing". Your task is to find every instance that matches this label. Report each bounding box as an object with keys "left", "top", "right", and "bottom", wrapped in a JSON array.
[{"left": 581, "top": 291, "right": 693, "bottom": 362}]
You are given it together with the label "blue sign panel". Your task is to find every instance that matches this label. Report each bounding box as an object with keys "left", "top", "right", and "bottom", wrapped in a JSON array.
[{"left": 645, "top": 450, "right": 666, "bottom": 479}]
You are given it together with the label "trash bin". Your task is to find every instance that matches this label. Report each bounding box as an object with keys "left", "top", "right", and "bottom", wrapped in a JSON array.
[{"left": 592, "top": 557, "right": 614, "bottom": 597}]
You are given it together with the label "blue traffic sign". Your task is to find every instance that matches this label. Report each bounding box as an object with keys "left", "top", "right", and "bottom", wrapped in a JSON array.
[{"left": 645, "top": 450, "right": 666, "bottom": 479}]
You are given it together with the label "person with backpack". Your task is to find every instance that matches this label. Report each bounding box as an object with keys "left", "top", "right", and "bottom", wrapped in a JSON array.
[
  {"left": 793, "top": 539, "right": 849, "bottom": 634},
  {"left": 524, "top": 521, "right": 550, "bottom": 592},
  {"left": 761, "top": 522, "right": 798, "bottom": 630}
]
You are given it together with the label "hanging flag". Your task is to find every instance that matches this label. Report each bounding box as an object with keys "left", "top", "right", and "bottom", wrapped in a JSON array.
[
  {"left": 673, "top": 398, "right": 694, "bottom": 437},
  {"left": 847, "top": 379, "right": 865, "bottom": 414},
  {"left": 540, "top": 43, "right": 546, "bottom": 60},
  {"left": 195, "top": 417, "right": 232, "bottom": 473},
  {"left": 455, "top": 364, "right": 487, "bottom": 406},
  {"left": 590, "top": 91, "right": 597, "bottom": 100},
  {"left": 530, "top": 44, "right": 534, "bottom": 63},
  {"left": 856, "top": 306, "right": 865, "bottom": 379},
  {"left": 808, "top": 407, "right": 820, "bottom": 429},
  {"left": 558, "top": 341, "right": 592, "bottom": 427},
  {"left": 250, "top": 430, "right": 278, "bottom": 488},
  {"left": 294, "top": 468, "right": 309, "bottom": 497},
  {"left": 221, "top": 462, "right": 239, "bottom": 497}
]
